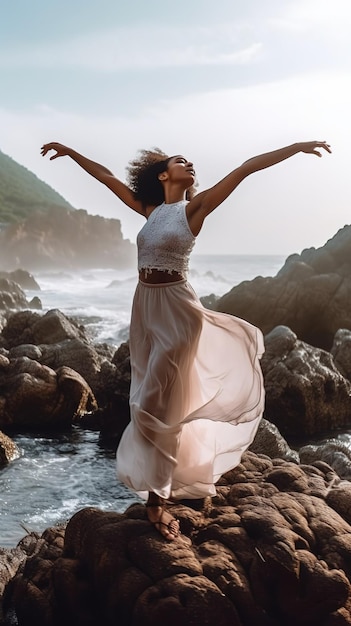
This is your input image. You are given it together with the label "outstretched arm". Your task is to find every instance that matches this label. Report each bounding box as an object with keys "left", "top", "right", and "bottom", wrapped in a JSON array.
[
  {"left": 40, "top": 142, "right": 145, "bottom": 215},
  {"left": 187, "top": 141, "right": 331, "bottom": 233}
]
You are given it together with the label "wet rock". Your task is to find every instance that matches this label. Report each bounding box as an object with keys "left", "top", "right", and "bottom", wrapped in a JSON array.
[
  {"left": 331, "top": 328, "right": 351, "bottom": 381},
  {"left": 249, "top": 418, "right": 299, "bottom": 463},
  {"left": 0, "top": 356, "right": 97, "bottom": 429},
  {"left": 0, "top": 546, "right": 27, "bottom": 622},
  {"left": 96, "top": 342, "right": 132, "bottom": 445},
  {"left": 0, "top": 528, "right": 63, "bottom": 622},
  {"left": 0, "top": 430, "right": 20, "bottom": 466},
  {"left": 299, "top": 440, "right": 351, "bottom": 481},
  {"left": 0, "top": 279, "right": 30, "bottom": 312},
  {"left": 0, "top": 310, "right": 130, "bottom": 436},
  {"left": 7, "top": 452, "right": 351, "bottom": 626},
  {"left": 261, "top": 326, "right": 351, "bottom": 438}
]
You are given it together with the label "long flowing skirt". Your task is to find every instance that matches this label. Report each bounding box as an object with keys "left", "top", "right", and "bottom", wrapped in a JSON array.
[{"left": 116, "top": 279, "right": 265, "bottom": 500}]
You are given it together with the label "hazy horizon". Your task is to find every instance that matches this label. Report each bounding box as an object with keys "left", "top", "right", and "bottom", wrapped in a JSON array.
[{"left": 1, "top": 0, "right": 350, "bottom": 256}]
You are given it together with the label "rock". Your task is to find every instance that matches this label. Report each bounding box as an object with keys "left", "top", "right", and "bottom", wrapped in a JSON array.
[
  {"left": 9, "top": 339, "right": 103, "bottom": 395},
  {"left": 68, "top": 341, "right": 131, "bottom": 443},
  {"left": 200, "top": 293, "right": 219, "bottom": 311},
  {"left": 97, "top": 342, "right": 132, "bottom": 445},
  {"left": 0, "top": 278, "right": 30, "bottom": 312},
  {"left": 0, "top": 309, "right": 131, "bottom": 435},
  {"left": 216, "top": 224, "right": 351, "bottom": 350},
  {"left": 0, "top": 356, "right": 97, "bottom": 429},
  {"left": 0, "top": 273, "right": 42, "bottom": 313},
  {"left": 0, "top": 546, "right": 27, "bottom": 622},
  {"left": 261, "top": 326, "right": 351, "bottom": 438},
  {"left": 28, "top": 296, "right": 42, "bottom": 310},
  {"left": 2, "top": 309, "right": 106, "bottom": 393},
  {"left": 0, "top": 270, "right": 40, "bottom": 291},
  {"left": 1, "top": 309, "right": 85, "bottom": 348},
  {"left": 0, "top": 314, "right": 5, "bottom": 334},
  {"left": 0, "top": 529, "right": 60, "bottom": 622},
  {"left": 299, "top": 440, "right": 351, "bottom": 480},
  {"left": 249, "top": 418, "right": 299, "bottom": 463},
  {"left": 277, "top": 259, "right": 316, "bottom": 281},
  {"left": 331, "top": 329, "right": 351, "bottom": 381},
  {"left": 7, "top": 343, "right": 42, "bottom": 361},
  {"left": 0, "top": 430, "right": 20, "bottom": 466},
  {"left": 7, "top": 452, "right": 351, "bottom": 625}
]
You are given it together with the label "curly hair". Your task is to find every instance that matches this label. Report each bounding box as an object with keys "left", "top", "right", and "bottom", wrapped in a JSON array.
[{"left": 126, "top": 148, "right": 196, "bottom": 208}]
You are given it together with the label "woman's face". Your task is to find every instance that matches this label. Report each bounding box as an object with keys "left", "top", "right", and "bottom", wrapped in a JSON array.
[{"left": 165, "top": 155, "right": 196, "bottom": 188}]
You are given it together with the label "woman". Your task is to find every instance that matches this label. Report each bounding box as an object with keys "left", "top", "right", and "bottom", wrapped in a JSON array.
[{"left": 41, "top": 139, "right": 331, "bottom": 540}]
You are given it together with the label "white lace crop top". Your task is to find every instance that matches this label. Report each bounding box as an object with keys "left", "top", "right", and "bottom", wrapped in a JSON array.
[{"left": 137, "top": 200, "right": 195, "bottom": 277}]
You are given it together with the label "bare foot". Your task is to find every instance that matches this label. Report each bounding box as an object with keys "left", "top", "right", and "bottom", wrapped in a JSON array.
[{"left": 146, "top": 504, "right": 180, "bottom": 541}]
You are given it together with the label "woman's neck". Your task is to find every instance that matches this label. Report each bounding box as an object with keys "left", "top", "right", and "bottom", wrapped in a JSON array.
[{"left": 163, "top": 184, "right": 186, "bottom": 204}]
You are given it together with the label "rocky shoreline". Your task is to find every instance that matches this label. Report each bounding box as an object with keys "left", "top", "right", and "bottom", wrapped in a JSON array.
[
  {"left": 3, "top": 451, "right": 351, "bottom": 626},
  {"left": 1, "top": 222, "right": 351, "bottom": 624}
]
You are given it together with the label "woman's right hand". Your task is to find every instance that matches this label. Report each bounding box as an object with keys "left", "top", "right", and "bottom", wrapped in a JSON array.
[{"left": 40, "top": 142, "right": 71, "bottom": 160}]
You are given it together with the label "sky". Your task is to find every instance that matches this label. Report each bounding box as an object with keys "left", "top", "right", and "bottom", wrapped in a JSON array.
[{"left": 1, "top": 0, "right": 351, "bottom": 255}]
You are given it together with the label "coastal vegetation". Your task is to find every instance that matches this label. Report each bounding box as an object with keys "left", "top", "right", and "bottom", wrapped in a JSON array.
[{"left": 0, "top": 149, "right": 73, "bottom": 225}]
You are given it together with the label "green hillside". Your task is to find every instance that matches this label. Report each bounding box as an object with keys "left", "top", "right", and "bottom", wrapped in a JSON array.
[{"left": 0, "top": 149, "right": 74, "bottom": 224}]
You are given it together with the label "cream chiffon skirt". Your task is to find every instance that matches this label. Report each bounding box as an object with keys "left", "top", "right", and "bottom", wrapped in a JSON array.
[{"left": 116, "top": 279, "right": 265, "bottom": 500}]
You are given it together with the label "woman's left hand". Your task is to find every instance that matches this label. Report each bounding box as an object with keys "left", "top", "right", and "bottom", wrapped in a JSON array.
[{"left": 300, "top": 141, "right": 332, "bottom": 157}]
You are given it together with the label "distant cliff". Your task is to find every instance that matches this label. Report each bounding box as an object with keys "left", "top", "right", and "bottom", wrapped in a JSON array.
[
  {"left": 0, "top": 150, "right": 136, "bottom": 270},
  {"left": 0, "top": 207, "right": 136, "bottom": 270}
]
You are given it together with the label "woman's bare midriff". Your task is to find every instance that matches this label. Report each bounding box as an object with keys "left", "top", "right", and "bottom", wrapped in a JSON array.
[{"left": 139, "top": 269, "right": 183, "bottom": 284}]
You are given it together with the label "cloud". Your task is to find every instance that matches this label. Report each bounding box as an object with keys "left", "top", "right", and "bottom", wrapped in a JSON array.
[
  {"left": 0, "top": 24, "right": 262, "bottom": 71},
  {"left": 269, "top": 0, "right": 351, "bottom": 33},
  {"left": 0, "top": 69, "right": 350, "bottom": 254}
]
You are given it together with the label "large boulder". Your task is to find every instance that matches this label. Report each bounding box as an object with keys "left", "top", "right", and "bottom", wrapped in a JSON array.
[
  {"left": 0, "top": 309, "right": 131, "bottom": 433},
  {"left": 0, "top": 278, "right": 36, "bottom": 313},
  {"left": 1, "top": 309, "right": 118, "bottom": 402},
  {"left": 0, "top": 309, "right": 84, "bottom": 348},
  {"left": 216, "top": 224, "right": 351, "bottom": 350},
  {"left": 8, "top": 339, "right": 105, "bottom": 397},
  {"left": 7, "top": 451, "right": 351, "bottom": 625},
  {"left": 261, "top": 326, "right": 351, "bottom": 438},
  {"left": 0, "top": 270, "right": 40, "bottom": 291},
  {"left": 0, "top": 354, "right": 97, "bottom": 429}
]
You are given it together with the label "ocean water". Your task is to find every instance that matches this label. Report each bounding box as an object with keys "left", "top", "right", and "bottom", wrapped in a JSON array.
[{"left": 0, "top": 254, "right": 285, "bottom": 548}]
